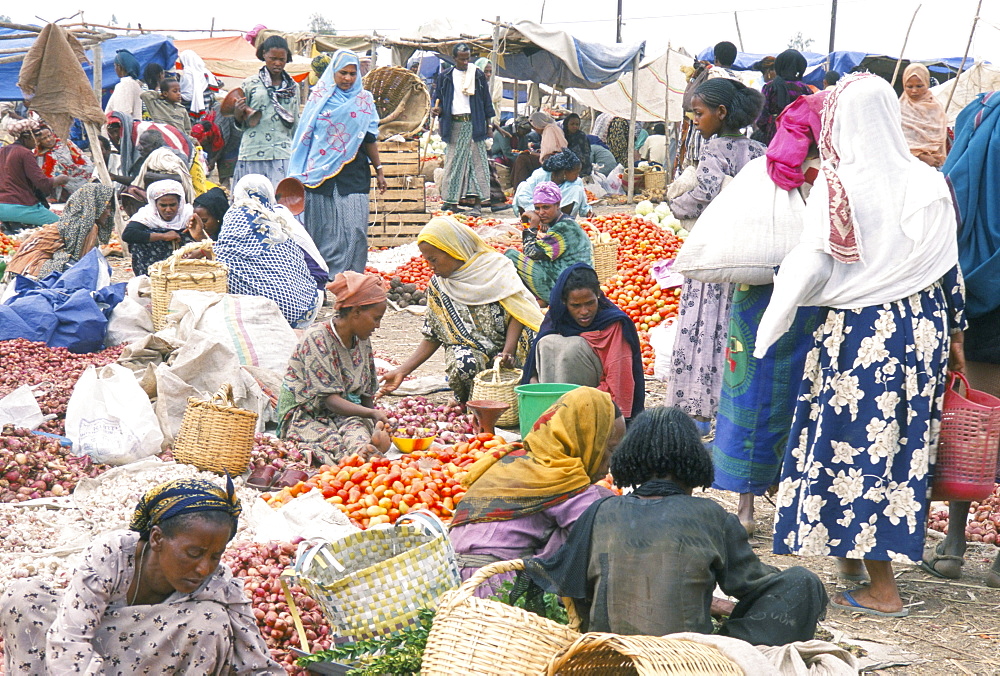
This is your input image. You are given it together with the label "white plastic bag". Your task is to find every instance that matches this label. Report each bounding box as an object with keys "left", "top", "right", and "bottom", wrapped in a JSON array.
[
  {"left": 0, "top": 385, "right": 45, "bottom": 430},
  {"left": 65, "top": 364, "right": 163, "bottom": 465},
  {"left": 649, "top": 321, "right": 679, "bottom": 382}
]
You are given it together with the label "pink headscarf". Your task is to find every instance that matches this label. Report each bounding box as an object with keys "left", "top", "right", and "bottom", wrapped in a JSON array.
[{"left": 532, "top": 181, "right": 562, "bottom": 205}]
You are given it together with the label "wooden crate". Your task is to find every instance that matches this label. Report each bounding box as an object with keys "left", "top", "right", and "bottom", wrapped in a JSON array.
[
  {"left": 370, "top": 175, "right": 425, "bottom": 214},
  {"left": 374, "top": 140, "right": 419, "bottom": 177},
  {"left": 368, "top": 212, "right": 430, "bottom": 248}
]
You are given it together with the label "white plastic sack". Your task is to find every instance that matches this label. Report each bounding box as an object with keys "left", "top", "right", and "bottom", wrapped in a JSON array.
[
  {"left": 672, "top": 156, "right": 806, "bottom": 285},
  {"left": 649, "top": 321, "right": 678, "bottom": 382},
  {"left": 0, "top": 385, "right": 45, "bottom": 430},
  {"left": 126, "top": 275, "right": 153, "bottom": 314},
  {"left": 104, "top": 296, "right": 155, "bottom": 347},
  {"left": 65, "top": 364, "right": 163, "bottom": 465}
]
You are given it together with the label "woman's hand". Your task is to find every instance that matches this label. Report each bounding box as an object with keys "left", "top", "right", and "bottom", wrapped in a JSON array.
[
  {"left": 377, "top": 369, "right": 406, "bottom": 398},
  {"left": 522, "top": 211, "right": 541, "bottom": 230},
  {"left": 376, "top": 168, "right": 388, "bottom": 193},
  {"left": 498, "top": 351, "right": 515, "bottom": 369},
  {"left": 949, "top": 332, "right": 966, "bottom": 374},
  {"left": 369, "top": 408, "right": 390, "bottom": 425},
  {"left": 151, "top": 230, "right": 181, "bottom": 243},
  {"left": 186, "top": 212, "right": 206, "bottom": 241}
]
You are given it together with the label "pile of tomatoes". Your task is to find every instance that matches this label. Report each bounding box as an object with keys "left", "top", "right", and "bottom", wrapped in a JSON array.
[
  {"left": 433, "top": 210, "right": 507, "bottom": 229},
  {"left": 0, "top": 232, "right": 18, "bottom": 257},
  {"left": 582, "top": 213, "right": 684, "bottom": 374},
  {"left": 263, "top": 434, "right": 506, "bottom": 529},
  {"left": 366, "top": 256, "right": 433, "bottom": 291}
]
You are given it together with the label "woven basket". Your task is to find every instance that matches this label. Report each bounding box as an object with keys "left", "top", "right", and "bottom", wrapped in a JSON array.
[
  {"left": 149, "top": 246, "right": 228, "bottom": 330},
  {"left": 472, "top": 357, "right": 522, "bottom": 427},
  {"left": 931, "top": 372, "right": 1000, "bottom": 501},
  {"left": 592, "top": 239, "right": 619, "bottom": 284},
  {"left": 291, "top": 511, "right": 460, "bottom": 642},
  {"left": 421, "top": 559, "right": 582, "bottom": 676},
  {"left": 546, "top": 633, "right": 742, "bottom": 675},
  {"left": 362, "top": 66, "right": 430, "bottom": 140},
  {"left": 645, "top": 168, "right": 666, "bottom": 192},
  {"left": 173, "top": 383, "right": 257, "bottom": 475}
]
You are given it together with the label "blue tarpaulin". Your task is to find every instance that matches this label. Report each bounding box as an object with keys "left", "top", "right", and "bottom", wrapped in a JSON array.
[
  {"left": 695, "top": 47, "right": 976, "bottom": 89},
  {"left": 0, "top": 27, "right": 177, "bottom": 101}
]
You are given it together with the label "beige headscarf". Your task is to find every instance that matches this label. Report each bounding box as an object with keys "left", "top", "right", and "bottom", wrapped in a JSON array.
[{"left": 898, "top": 64, "right": 948, "bottom": 168}]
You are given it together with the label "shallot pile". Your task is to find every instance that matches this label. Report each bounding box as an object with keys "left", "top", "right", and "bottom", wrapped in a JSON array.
[
  {"left": 0, "top": 339, "right": 125, "bottom": 435},
  {"left": 0, "top": 427, "right": 108, "bottom": 502},
  {"left": 250, "top": 434, "right": 312, "bottom": 474},
  {"left": 224, "top": 540, "right": 333, "bottom": 672},
  {"left": 929, "top": 485, "right": 1000, "bottom": 544},
  {"left": 380, "top": 397, "right": 475, "bottom": 445}
]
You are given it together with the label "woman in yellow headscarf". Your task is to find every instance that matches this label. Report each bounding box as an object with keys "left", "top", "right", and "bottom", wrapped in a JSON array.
[
  {"left": 449, "top": 387, "right": 625, "bottom": 588},
  {"left": 379, "top": 215, "right": 544, "bottom": 403}
]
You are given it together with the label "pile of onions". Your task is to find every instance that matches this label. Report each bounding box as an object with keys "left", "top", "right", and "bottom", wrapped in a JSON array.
[
  {"left": 0, "top": 339, "right": 125, "bottom": 435},
  {"left": 223, "top": 540, "right": 333, "bottom": 672},
  {"left": 380, "top": 397, "right": 475, "bottom": 445},
  {"left": 929, "top": 485, "right": 1000, "bottom": 544},
  {"left": 250, "top": 435, "right": 311, "bottom": 474},
  {"left": 0, "top": 426, "right": 107, "bottom": 502}
]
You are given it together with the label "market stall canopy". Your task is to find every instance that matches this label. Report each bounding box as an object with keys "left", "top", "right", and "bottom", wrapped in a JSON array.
[
  {"left": 251, "top": 29, "right": 375, "bottom": 57},
  {"left": 564, "top": 49, "right": 689, "bottom": 123},
  {"left": 387, "top": 18, "right": 644, "bottom": 90},
  {"left": 932, "top": 61, "right": 1000, "bottom": 124},
  {"left": 173, "top": 35, "right": 312, "bottom": 90},
  {"left": 17, "top": 23, "right": 107, "bottom": 141},
  {"left": 0, "top": 26, "right": 176, "bottom": 101}
]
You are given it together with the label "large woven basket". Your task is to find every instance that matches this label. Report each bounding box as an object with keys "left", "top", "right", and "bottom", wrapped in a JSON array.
[
  {"left": 644, "top": 167, "right": 666, "bottom": 192},
  {"left": 421, "top": 559, "right": 582, "bottom": 676},
  {"left": 546, "top": 633, "right": 742, "bottom": 675},
  {"left": 591, "top": 238, "right": 619, "bottom": 284},
  {"left": 149, "top": 246, "right": 228, "bottom": 330},
  {"left": 362, "top": 66, "right": 430, "bottom": 140},
  {"left": 173, "top": 383, "right": 257, "bottom": 475},
  {"left": 472, "top": 357, "right": 522, "bottom": 427},
  {"left": 292, "top": 511, "right": 460, "bottom": 642}
]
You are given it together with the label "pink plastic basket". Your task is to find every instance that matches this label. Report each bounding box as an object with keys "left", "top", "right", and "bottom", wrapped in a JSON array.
[{"left": 931, "top": 372, "right": 1000, "bottom": 502}]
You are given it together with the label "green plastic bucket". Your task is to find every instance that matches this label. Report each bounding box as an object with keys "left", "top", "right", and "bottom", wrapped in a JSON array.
[{"left": 514, "top": 383, "right": 581, "bottom": 438}]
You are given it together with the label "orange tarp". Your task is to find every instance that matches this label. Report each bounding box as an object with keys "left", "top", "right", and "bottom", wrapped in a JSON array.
[{"left": 173, "top": 35, "right": 258, "bottom": 62}]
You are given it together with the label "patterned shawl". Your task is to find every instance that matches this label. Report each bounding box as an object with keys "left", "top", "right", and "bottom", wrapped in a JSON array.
[
  {"left": 288, "top": 49, "right": 379, "bottom": 188},
  {"left": 899, "top": 63, "right": 949, "bottom": 168},
  {"left": 258, "top": 66, "right": 297, "bottom": 127}
]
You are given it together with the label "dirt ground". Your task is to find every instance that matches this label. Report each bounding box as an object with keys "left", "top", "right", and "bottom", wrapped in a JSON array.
[{"left": 370, "top": 306, "right": 1000, "bottom": 676}]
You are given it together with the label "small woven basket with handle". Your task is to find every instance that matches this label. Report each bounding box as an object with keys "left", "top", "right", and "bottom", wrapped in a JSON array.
[{"left": 472, "top": 356, "right": 522, "bottom": 427}]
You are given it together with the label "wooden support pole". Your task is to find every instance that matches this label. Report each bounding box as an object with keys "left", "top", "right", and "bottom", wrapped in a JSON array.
[
  {"left": 828, "top": 0, "right": 838, "bottom": 69},
  {"left": 890, "top": 4, "right": 921, "bottom": 87},
  {"left": 733, "top": 13, "right": 744, "bottom": 51},
  {"left": 626, "top": 52, "right": 639, "bottom": 204},
  {"left": 945, "top": 0, "right": 983, "bottom": 114},
  {"left": 92, "top": 43, "right": 103, "bottom": 101}
]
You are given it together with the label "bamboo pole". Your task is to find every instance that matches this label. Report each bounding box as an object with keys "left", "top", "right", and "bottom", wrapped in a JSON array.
[
  {"left": 733, "top": 13, "right": 744, "bottom": 51},
  {"left": 92, "top": 43, "right": 103, "bottom": 100},
  {"left": 828, "top": 0, "right": 838, "bottom": 70},
  {"left": 626, "top": 52, "right": 640, "bottom": 204},
  {"left": 890, "top": 4, "right": 922, "bottom": 87},
  {"left": 945, "top": 0, "right": 983, "bottom": 114}
]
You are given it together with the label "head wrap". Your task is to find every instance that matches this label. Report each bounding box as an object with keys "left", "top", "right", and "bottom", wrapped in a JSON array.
[
  {"left": 774, "top": 49, "right": 807, "bottom": 80},
  {"left": 542, "top": 148, "right": 582, "bottom": 173},
  {"left": 753, "top": 56, "right": 776, "bottom": 73},
  {"left": 898, "top": 63, "right": 948, "bottom": 168},
  {"left": 230, "top": 174, "right": 293, "bottom": 242},
  {"left": 521, "top": 263, "right": 645, "bottom": 418},
  {"left": 532, "top": 181, "right": 562, "bottom": 205},
  {"left": 474, "top": 57, "right": 492, "bottom": 72},
  {"left": 417, "top": 216, "right": 544, "bottom": 331},
  {"left": 114, "top": 49, "right": 141, "bottom": 80},
  {"left": 5, "top": 117, "right": 39, "bottom": 136},
  {"left": 179, "top": 50, "right": 218, "bottom": 114},
  {"left": 193, "top": 187, "right": 230, "bottom": 223},
  {"left": 245, "top": 24, "right": 267, "bottom": 45},
  {"left": 591, "top": 112, "right": 614, "bottom": 142},
  {"left": 450, "top": 387, "right": 615, "bottom": 526},
  {"left": 327, "top": 271, "right": 387, "bottom": 309},
  {"left": 530, "top": 111, "right": 554, "bottom": 128},
  {"left": 131, "top": 179, "right": 193, "bottom": 231},
  {"left": 129, "top": 477, "right": 241, "bottom": 539},
  {"left": 311, "top": 52, "right": 332, "bottom": 78},
  {"left": 288, "top": 49, "right": 379, "bottom": 188}
]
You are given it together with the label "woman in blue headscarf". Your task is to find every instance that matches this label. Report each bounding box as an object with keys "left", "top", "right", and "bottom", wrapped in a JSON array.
[
  {"left": 522, "top": 263, "right": 645, "bottom": 420},
  {"left": 0, "top": 478, "right": 284, "bottom": 674},
  {"left": 288, "top": 49, "right": 385, "bottom": 276},
  {"left": 105, "top": 49, "right": 145, "bottom": 120}
]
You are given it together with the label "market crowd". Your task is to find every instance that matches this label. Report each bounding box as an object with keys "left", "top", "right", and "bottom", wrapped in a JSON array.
[{"left": 0, "top": 28, "right": 997, "bottom": 673}]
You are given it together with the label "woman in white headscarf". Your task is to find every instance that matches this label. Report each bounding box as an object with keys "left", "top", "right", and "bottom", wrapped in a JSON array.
[
  {"left": 756, "top": 73, "right": 966, "bottom": 618},
  {"left": 178, "top": 50, "right": 222, "bottom": 118},
  {"left": 213, "top": 175, "right": 323, "bottom": 328},
  {"left": 121, "top": 179, "right": 205, "bottom": 276}
]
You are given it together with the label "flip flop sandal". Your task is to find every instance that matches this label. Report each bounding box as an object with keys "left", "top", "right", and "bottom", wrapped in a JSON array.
[
  {"left": 246, "top": 465, "right": 278, "bottom": 490},
  {"left": 272, "top": 469, "right": 310, "bottom": 489},
  {"left": 920, "top": 543, "right": 964, "bottom": 579},
  {"left": 831, "top": 589, "right": 909, "bottom": 618}
]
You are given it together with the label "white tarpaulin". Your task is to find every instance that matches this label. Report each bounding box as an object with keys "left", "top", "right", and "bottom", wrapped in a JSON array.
[
  {"left": 932, "top": 61, "right": 1000, "bottom": 124},
  {"left": 565, "top": 49, "right": 690, "bottom": 122}
]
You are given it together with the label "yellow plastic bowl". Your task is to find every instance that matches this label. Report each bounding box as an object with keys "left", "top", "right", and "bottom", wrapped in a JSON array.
[{"left": 392, "top": 435, "right": 436, "bottom": 453}]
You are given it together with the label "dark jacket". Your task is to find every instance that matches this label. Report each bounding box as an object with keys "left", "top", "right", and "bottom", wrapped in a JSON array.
[{"left": 435, "top": 66, "right": 495, "bottom": 142}]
